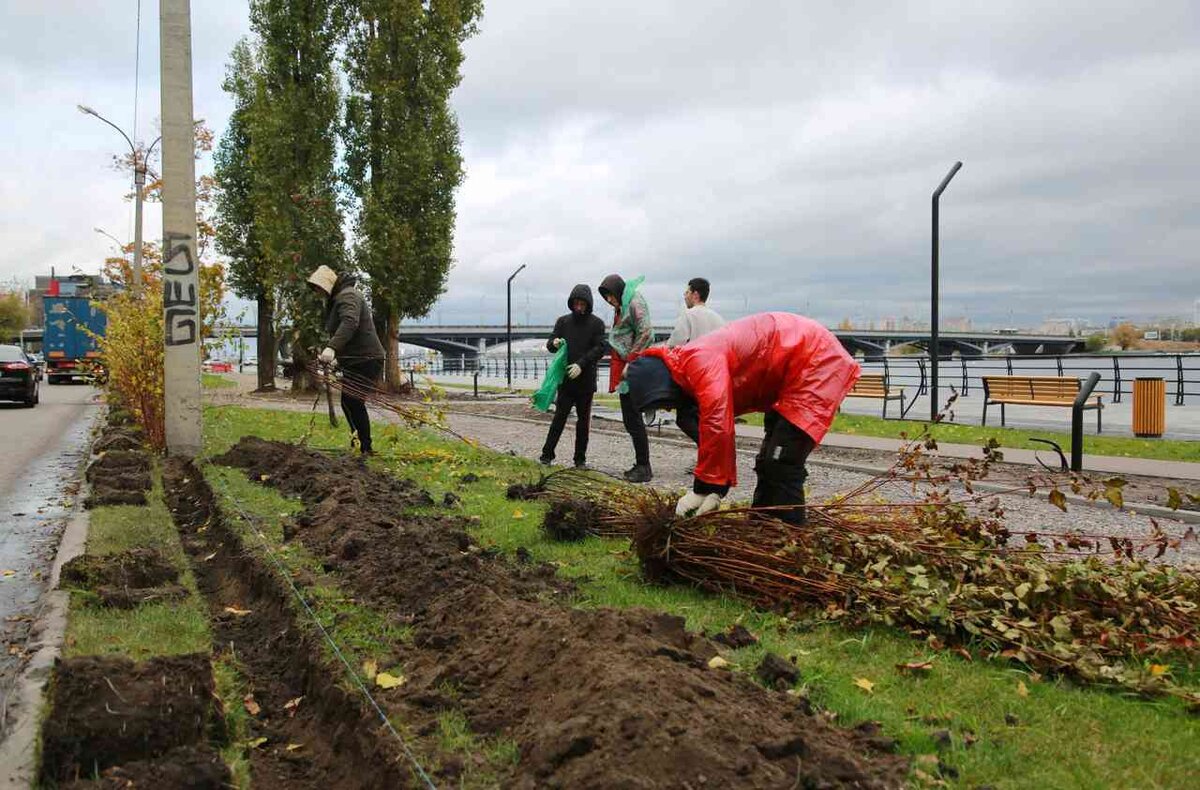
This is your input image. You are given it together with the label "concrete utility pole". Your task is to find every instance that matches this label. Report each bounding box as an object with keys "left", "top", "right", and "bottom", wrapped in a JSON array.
[{"left": 159, "top": 0, "right": 202, "bottom": 455}]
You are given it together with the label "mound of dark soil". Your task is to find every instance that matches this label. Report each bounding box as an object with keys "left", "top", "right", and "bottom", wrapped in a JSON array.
[
  {"left": 60, "top": 548, "right": 179, "bottom": 590},
  {"left": 711, "top": 623, "right": 760, "bottom": 649},
  {"left": 542, "top": 498, "right": 602, "bottom": 541},
  {"left": 93, "top": 427, "right": 145, "bottom": 453},
  {"left": 409, "top": 596, "right": 904, "bottom": 788},
  {"left": 84, "top": 472, "right": 153, "bottom": 508},
  {"left": 40, "top": 653, "right": 219, "bottom": 784},
  {"left": 85, "top": 445, "right": 152, "bottom": 508},
  {"left": 61, "top": 745, "right": 229, "bottom": 789},
  {"left": 757, "top": 653, "right": 801, "bottom": 690},
  {"left": 506, "top": 480, "right": 544, "bottom": 500},
  {"left": 214, "top": 438, "right": 568, "bottom": 612},
  {"left": 213, "top": 437, "right": 909, "bottom": 787},
  {"left": 86, "top": 449, "right": 151, "bottom": 482}
]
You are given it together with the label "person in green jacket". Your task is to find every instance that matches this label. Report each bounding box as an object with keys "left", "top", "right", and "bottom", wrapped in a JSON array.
[{"left": 598, "top": 273, "right": 654, "bottom": 482}]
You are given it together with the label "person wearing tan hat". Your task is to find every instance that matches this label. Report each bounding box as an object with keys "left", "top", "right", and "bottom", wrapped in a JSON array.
[{"left": 306, "top": 265, "right": 386, "bottom": 454}]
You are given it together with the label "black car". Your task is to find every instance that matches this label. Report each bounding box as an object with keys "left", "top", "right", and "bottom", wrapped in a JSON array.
[{"left": 0, "top": 344, "right": 39, "bottom": 407}]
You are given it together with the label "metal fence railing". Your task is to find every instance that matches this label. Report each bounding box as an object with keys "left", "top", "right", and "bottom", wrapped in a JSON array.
[
  {"left": 401, "top": 351, "right": 1200, "bottom": 409},
  {"left": 857, "top": 353, "right": 1199, "bottom": 415}
]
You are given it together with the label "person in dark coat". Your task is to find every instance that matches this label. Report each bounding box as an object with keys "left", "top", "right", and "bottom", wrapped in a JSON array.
[
  {"left": 539, "top": 284, "right": 609, "bottom": 467},
  {"left": 306, "top": 265, "right": 387, "bottom": 454}
]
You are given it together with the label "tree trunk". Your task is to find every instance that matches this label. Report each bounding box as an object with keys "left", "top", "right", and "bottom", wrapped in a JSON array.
[
  {"left": 255, "top": 292, "right": 276, "bottom": 392},
  {"left": 384, "top": 307, "right": 401, "bottom": 391},
  {"left": 290, "top": 337, "right": 319, "bottom": 393}
]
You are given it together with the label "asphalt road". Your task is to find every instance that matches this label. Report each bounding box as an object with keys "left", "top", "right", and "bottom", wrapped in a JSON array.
[{"left": 0, "top": 381, "right": 98, "bottom": 714}]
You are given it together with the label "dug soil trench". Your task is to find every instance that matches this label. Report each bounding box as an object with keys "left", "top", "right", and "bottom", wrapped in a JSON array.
[
  {"left": 162, "top": 458, "right": 411, "bottom": 789},
  {"left": 213, "top": 437, "right": 910, "bottom": 788}
]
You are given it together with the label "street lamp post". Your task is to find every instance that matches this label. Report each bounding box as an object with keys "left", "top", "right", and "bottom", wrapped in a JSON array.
[
  {"left": 930, "top": 161, "right": 962, "bottom": 422},
  {"left": 78, "top": 105, "right": 160, "bottom": 293},
  {"left": 506, "top": 264, "right": 526, "bottom": 390}
]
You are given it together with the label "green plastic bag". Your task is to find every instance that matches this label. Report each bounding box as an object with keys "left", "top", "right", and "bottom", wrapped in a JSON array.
[
  {"left": 532, "top": 344, "right": 569, "bottom": 412},
  {"left": 621, "top": 274, "right": 645, "bottom": 315}
]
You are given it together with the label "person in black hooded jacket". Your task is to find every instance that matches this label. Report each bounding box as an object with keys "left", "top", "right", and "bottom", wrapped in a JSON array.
[
  {"left": 538, "top": 284, "right": 608, "bottom": 467},
  {"left": 307, "top": 265, "right": 386, "bottom": 454}
]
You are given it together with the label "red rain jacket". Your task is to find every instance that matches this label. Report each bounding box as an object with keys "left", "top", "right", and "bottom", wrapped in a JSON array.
[{"left": 641, "top": 313, "right": 861, "bottom": 488}]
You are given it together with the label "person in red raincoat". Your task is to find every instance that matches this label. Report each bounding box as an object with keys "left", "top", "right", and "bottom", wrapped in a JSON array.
[{"left": 624, "top": 312, "right": 861, "bottom": 524}]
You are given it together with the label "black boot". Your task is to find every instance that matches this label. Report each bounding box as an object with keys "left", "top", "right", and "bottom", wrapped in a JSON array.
[{"left": 623, "top": 464, "right": 653, "bottom": 483}]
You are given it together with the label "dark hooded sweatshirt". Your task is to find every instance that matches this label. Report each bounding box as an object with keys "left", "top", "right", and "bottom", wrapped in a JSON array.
[
  {"left": 325, "top": 273, "right": 386, "bottom": 362},
  {"left": 546, "top": 284, "right": 608, "bottom": 393}
]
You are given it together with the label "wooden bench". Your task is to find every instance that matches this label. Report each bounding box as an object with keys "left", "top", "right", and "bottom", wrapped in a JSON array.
[
  {"left": 844, "top": 373, "right": 906, "bottom": 419},
  {"left": 982, "top": 375, "right": 1103, "bottom": 432}
]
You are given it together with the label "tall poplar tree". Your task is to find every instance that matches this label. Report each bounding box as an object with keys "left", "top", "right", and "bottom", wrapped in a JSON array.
[
  {"left": 249, "top": 0, "right": 346, "bottom": 391},
  {"left": 342, "top": 0, "right": 482, "bottom": 387},
  {"left": 214, "top": 38, "right": 277, "bottom": 391}
]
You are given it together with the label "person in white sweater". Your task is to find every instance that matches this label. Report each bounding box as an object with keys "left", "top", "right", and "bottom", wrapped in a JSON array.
[
  {"left": 664, "top": 278, "right": 726, "bottom": 454},
  {"left": 666, "top": 277, "right": 725, "bottom": 347}
]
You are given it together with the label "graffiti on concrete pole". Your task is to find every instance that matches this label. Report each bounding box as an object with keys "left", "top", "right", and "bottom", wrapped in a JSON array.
[{"left": 163, "top": 232, "right": 198, "bottom": 347}]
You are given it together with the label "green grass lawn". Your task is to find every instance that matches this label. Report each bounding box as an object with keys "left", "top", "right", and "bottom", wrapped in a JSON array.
[
  {"left": 735, "top": 411, "right": 1200, "bottom": 463},
  {"left": 203, "top": 404, "right": 1200, "bottom": 789},
  {"left": 64, "top": 470, "right": 209, "bottom": 659},
  {"left": 202, "top": 372, "right": 237, "bottom": 389}
]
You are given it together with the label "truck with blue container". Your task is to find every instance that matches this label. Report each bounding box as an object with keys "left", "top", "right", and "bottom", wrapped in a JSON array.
[{"left": 43, "top": 295, "right": 107, "bottom": 384}]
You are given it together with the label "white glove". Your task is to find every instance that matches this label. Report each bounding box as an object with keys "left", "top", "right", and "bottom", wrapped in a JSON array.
[
  {"left": 551, "top": 337, "right": 565, "bottom": 349},
  {"left": 676, "top": 491, "right": 722, "bottom": 517},
  {"left": 567, "top": 363, "right": 582, "bottom": 379},
  {"left": 319, "top": 347, "right": 336, "bottom": 365}
]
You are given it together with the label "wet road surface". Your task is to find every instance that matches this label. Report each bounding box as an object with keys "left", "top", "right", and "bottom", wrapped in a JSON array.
[{"left": 0, "top": 382, "right": 98, "bottom": 724}]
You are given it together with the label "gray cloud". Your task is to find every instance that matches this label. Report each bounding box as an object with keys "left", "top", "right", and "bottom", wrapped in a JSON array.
[{"left": 2, "top": 0, "right": 1197, "bottom": 331}]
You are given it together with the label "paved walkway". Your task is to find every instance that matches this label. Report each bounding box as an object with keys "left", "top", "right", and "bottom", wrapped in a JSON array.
[
  {"left": 218, "top": 372, "right": 1200, "bottom": 480},
  {"left": 724, "top": 419, "right": 1200, "bottom": 481},
  {"left": 427, "top": 373, "right": 1200, "bottom": 440}
]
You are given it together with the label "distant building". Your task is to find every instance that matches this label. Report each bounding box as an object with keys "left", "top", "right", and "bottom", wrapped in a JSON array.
[
  {"left": 943, "top": 316, "right": 972, "bottom": 332},
  {"left": 1039, "top": 317, "right": 1085, "bottom": 335}
]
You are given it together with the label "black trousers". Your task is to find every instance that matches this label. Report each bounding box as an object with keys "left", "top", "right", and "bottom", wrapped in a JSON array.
[
  {"left": 340, "top": 358, "right": 383, "bottom": 453},
  {"left": 676, "top": 398, "right": 700, "bottom": 445},
  {"left": 619, "top": 392, "right": 651, "bottom": 466},
  {"left": 541, "top": 388, "right": 594, "bottom": 464},
  {"left": 752, "top": 410, "right": 816, "bottom": 525}
]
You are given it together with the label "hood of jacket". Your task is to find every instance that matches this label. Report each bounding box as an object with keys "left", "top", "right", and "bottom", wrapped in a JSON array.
[
  {"left": 598, "top": 274, "right": 625, "bottom": 304},
  {"left": 331, "top": 272, "right": 357, "bottom": 296},
  {"left": 567, "top": 283, "right": 594, "bottom": 315}
]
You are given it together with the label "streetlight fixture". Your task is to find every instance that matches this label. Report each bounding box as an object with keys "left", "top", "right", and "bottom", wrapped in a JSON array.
[
  {"left": 506, "top": 263, "right": 527, "bottom": 390},
  {"left": 930, "top": 161, "right": 962, "bottom": 422},
  {"left": 78, "top": 104, "right": 161, "bottom": 293}
]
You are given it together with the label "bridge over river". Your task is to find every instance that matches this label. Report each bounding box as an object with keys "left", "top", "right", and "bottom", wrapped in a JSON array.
[{"left": 204, "top": 324, "right": 1085, "bottom": 359}]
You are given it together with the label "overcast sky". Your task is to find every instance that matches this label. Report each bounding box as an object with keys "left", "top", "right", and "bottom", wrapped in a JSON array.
[{"left": 2, "top": 1, "right": 1198, "bottom": 329}]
